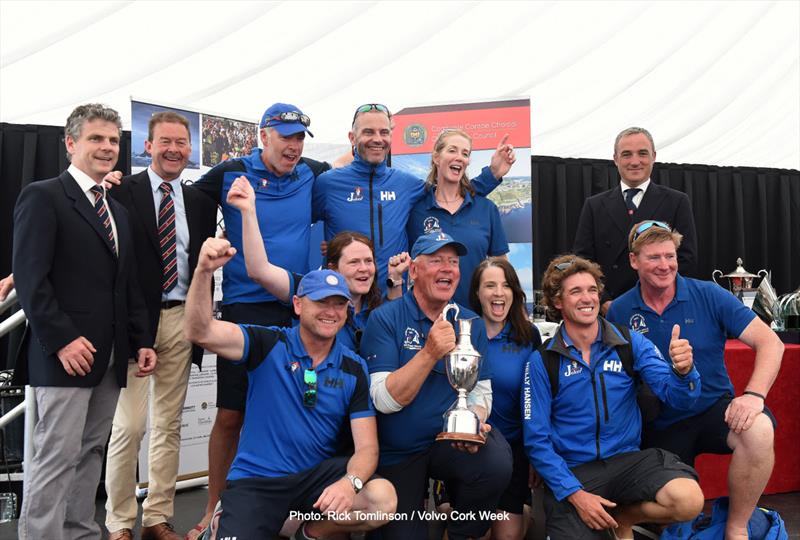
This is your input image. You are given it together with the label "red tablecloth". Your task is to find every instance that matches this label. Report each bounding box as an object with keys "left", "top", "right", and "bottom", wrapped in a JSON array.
[{"left": 694, "top": 340, "right": 800, "bottom": 498}]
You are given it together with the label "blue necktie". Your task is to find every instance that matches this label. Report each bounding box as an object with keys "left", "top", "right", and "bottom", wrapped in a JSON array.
[{"left": 624, "top": 188, "right": 641, "bottom": 216}]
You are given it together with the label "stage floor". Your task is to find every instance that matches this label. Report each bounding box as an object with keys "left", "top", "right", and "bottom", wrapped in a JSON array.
[{"left": 0, "top": 487, "right": 796, "bottom": 539}]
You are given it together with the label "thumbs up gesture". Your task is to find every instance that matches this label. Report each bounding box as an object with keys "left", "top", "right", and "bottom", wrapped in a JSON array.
[{"left": 668, "top": 324, "right": 693, "bottom": 375}]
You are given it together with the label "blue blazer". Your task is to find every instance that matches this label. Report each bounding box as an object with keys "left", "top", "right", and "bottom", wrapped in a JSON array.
[{"left": 12, "top": 171, "right": 152, "bottom": 388}]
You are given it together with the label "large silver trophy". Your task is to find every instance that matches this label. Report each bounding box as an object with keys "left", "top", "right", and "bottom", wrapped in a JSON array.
[{"left": 435, "top": 304, "right": 485, "bottom": 445}]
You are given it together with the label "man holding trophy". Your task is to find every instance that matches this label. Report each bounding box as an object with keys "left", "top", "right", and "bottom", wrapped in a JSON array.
[
  {"left": 607, "top": 220, "right": 785, "bottom": 540},
  {"left": 361, "top": 231, "right": 512, "bottom": 540}
]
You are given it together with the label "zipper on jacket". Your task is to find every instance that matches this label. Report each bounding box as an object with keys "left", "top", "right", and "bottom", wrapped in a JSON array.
[
  {"left": 368, "top": 168, "right": 376, "bottom": 245},
  {"left": 590, "top": 374, "right": 601, "bottom": 460},
  {"left": 378, "top": 203, "right": 384, "bottom": 246},
  {"left": 599, "top": 372, "right": 610, "bottom": 422}
]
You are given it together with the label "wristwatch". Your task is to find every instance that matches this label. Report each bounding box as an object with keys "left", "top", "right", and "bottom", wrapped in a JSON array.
[
  {"left": 346, "top": 474, "right": 363, "bottom": 493},
  {"left": 385, "top": 277, "right": 403, "bottom": 289}
]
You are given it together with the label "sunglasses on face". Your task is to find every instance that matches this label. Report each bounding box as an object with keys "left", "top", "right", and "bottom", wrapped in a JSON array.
[
  {"left": 351, "top": 103, "right": 391, "bottom": 125},
  {"left": 303, "top": 368, "right": 317, "bottom": 408},
  {"left": 630, "top": 220, "right": 671, "bottom": 249},
  {"left": 266, "top": 111, "right": 311, "bottom": 127}
]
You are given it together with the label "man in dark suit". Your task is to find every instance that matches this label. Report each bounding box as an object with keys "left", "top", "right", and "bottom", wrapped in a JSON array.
[
  {"left": 572, "top": 127, "right": 697, "bottom": 313},
  {"left": 12, "top": 104, "right": 156, "bottom": 540},
  {"left": 103, "top": 112, "right": 217, "bottom": 540}
]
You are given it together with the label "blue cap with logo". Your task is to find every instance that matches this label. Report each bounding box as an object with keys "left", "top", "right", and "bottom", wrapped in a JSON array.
[
  {"left": 259, "top": 102, "right": 314, "bottom": 137},
  {"left": 410, "top": 231, "right": 467, "bottom": 259},
  {"left": 297, "top": 269, "right": 351, "bottom": 301}
]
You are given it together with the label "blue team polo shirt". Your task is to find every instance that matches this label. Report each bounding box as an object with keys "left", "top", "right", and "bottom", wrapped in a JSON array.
[
  {"left": 203, "top": 148, "right": 316, "bottom": 305},
  {"left": 407, "top": 190, "right": 509, "bottom": 306},
  {"left": 607, "top": 273, "right": 755, "bottom": 429},
  {"left": 486, "top": 323, "right": 540, "bottom": 443},
  {"left": 228, "top": 324, "right": 374, "bottom": 480},
  {"left": 361, "top": 290, "right": 490, "bottom": 466}
]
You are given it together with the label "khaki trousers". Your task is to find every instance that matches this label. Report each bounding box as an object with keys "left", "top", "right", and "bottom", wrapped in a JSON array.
[{"left": 104, "top": 304, "right": 192, "bottom": 530}]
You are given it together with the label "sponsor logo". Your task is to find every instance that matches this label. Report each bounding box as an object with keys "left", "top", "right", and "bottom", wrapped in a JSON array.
[
  {"left": 259, "top": 178, "right": 269, "bottom": 190},
  {"left": 522, "top": 363, "right": 531, "bottom": 419},
  {"left": 603, "top": 360, "right": 623, "bottom": 373},
  {"left": 404, "top": 124, "right": 427, "bottom": 147},
  {"left": 289, "top": 361, "right": 300, "bottom": 372},
  {"left": 630, "top": 313, "right": 648, "bottom": 334},
  {"left": 403, "top": 327, "right": 422, "bottom": 350},
  {"left": 380, "top": 190, "right": 396, "bottom": 201},
  {"left": 563, "top": 360, "right": 583, "bottom": 377},
  {"left": 324, "top": 377, "right": 344, "bottom": 389},
  {"left": 423, "top": 216, "right": 441, "bottom": 234},
  {"left": 347, "top": 186, "right": 364, "bottom": 202}
]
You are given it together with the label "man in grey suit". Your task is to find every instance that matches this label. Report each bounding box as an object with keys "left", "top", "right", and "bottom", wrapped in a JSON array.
[
  {"left": 12, "top": 104, "right": 157, "bottom": 539},
  {"left": 572, "top": 127, "right": 698, "bottom": 313}
]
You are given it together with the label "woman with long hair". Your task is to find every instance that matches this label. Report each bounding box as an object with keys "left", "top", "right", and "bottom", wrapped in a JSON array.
[
  {"left": 469, "top": 257, "right": 542, "bottom": 540},
  {"left": 407, "top": 129, "right": 509, "bottom": 305}
]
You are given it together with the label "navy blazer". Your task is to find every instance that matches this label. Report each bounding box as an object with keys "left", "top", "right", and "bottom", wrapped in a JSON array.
[
  {"left": 12, "top": 171, "right": 152, "bottom": 387},
  {"left": 572, "top": 182, "right": 698, "bottom": 300},
  {"left": 110, "top": 170, "right": 217, "bottom": 368}
]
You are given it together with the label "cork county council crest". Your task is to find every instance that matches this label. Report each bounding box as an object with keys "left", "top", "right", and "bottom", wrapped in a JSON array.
[{"left": 404, "top": 124, "right": 427, "bottom": 147}]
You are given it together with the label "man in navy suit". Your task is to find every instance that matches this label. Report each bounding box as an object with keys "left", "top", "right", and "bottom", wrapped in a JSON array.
[
  {"left": 103, "top": 112, "right": 217, "bottom": 540},
  {"left": 573, "top": 127, "right": 697, "bottom": 313},
  {"left": 12, "top": 104, "right": 156, "bottom": 540}
]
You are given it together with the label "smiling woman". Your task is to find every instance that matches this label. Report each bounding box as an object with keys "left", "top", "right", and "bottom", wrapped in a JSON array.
[{"left": 407, "top": 130, "right": 510, "bottom": 305}]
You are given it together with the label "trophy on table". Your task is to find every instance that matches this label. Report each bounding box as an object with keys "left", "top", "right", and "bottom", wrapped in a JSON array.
[
  {"left": 712, "top": 258, "right": 767, "bottom": 309},
  {"left": 435, "top": 303, "right": 486, "bottom": 445},
  {"left": 753, "top": 272, "right": 782, "bottom": 329}
]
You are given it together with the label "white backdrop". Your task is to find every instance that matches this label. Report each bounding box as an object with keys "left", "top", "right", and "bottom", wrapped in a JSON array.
[{"left": 1, "top": 1, "right": 798, "bottom": 169}]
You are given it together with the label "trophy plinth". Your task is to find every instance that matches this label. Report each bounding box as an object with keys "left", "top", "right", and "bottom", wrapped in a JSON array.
[{"left": 435, "top": 304, "right": 485, "bottom": 446}]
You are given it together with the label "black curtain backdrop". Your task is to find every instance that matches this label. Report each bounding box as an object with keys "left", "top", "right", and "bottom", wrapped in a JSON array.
[
  {"left": 0, "top": 123, "right": 131, "bottom": 370},
  {"left": 532, "top": 156, "right": 800, "bottom": 294},
  {"left": 1, "top": 124, "right": 799, "bottom": 368}
]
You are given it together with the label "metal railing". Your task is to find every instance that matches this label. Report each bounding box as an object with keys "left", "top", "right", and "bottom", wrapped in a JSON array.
[{"left": 0, "top": 288, "right": 33, "bottom": 491}]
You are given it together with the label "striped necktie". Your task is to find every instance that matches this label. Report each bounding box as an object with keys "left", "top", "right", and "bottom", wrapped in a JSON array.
[
  {"left": 90, "top": 185, "right": 116, "bottom": 253},
  {"left": 158, "top": 182, "right": 178, "bottom": 293}
]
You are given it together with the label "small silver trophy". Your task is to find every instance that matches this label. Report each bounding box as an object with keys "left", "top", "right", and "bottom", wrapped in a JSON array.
[
  {"left": 435, "top": 304, "right": 485, "bottom": 445},
  {"left": 712, "top": 258, "right": 767, "bottom": 309}
]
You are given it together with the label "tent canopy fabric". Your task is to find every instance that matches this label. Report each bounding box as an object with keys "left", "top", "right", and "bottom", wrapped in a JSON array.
[{"left": 1, "top": 1, "right": 798, "bottom": 169}]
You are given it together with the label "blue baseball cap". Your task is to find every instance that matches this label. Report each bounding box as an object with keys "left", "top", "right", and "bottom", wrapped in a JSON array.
[
  {"left": 410, "top": 231, "right": 467, "bottom": 259},
  {"left": 259, "top": 102, "right": 314, "bottom": 137},
  {"left": 297, "top": 269, "right": 351, "bottom": 301}
]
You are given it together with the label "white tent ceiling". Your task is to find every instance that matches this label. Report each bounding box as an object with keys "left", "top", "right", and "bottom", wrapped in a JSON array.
[{"left": 1, "top": 0, "right": 798, "bottom": 169}]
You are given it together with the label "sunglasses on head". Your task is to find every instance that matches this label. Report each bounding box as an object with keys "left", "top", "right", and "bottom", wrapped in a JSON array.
[
  {"left": 352, "top": 104, "right": 391, "bottom": 125},
  {"left": 266, "top": 111, "right": 311, "bottom": 128},
  {"left": 554, "top": 259, "right": 576, "bottom": 271},
  {"left": 630, "top": 220, "right": 671, "bottom": 249},
  {"left": 303, "top": 368, "right": 317, "bottom": 408}
]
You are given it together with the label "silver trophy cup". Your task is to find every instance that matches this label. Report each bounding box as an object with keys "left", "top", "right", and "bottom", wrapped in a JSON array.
[{"left": 435, "top": 304, "right": 485, "bottom": 445}]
